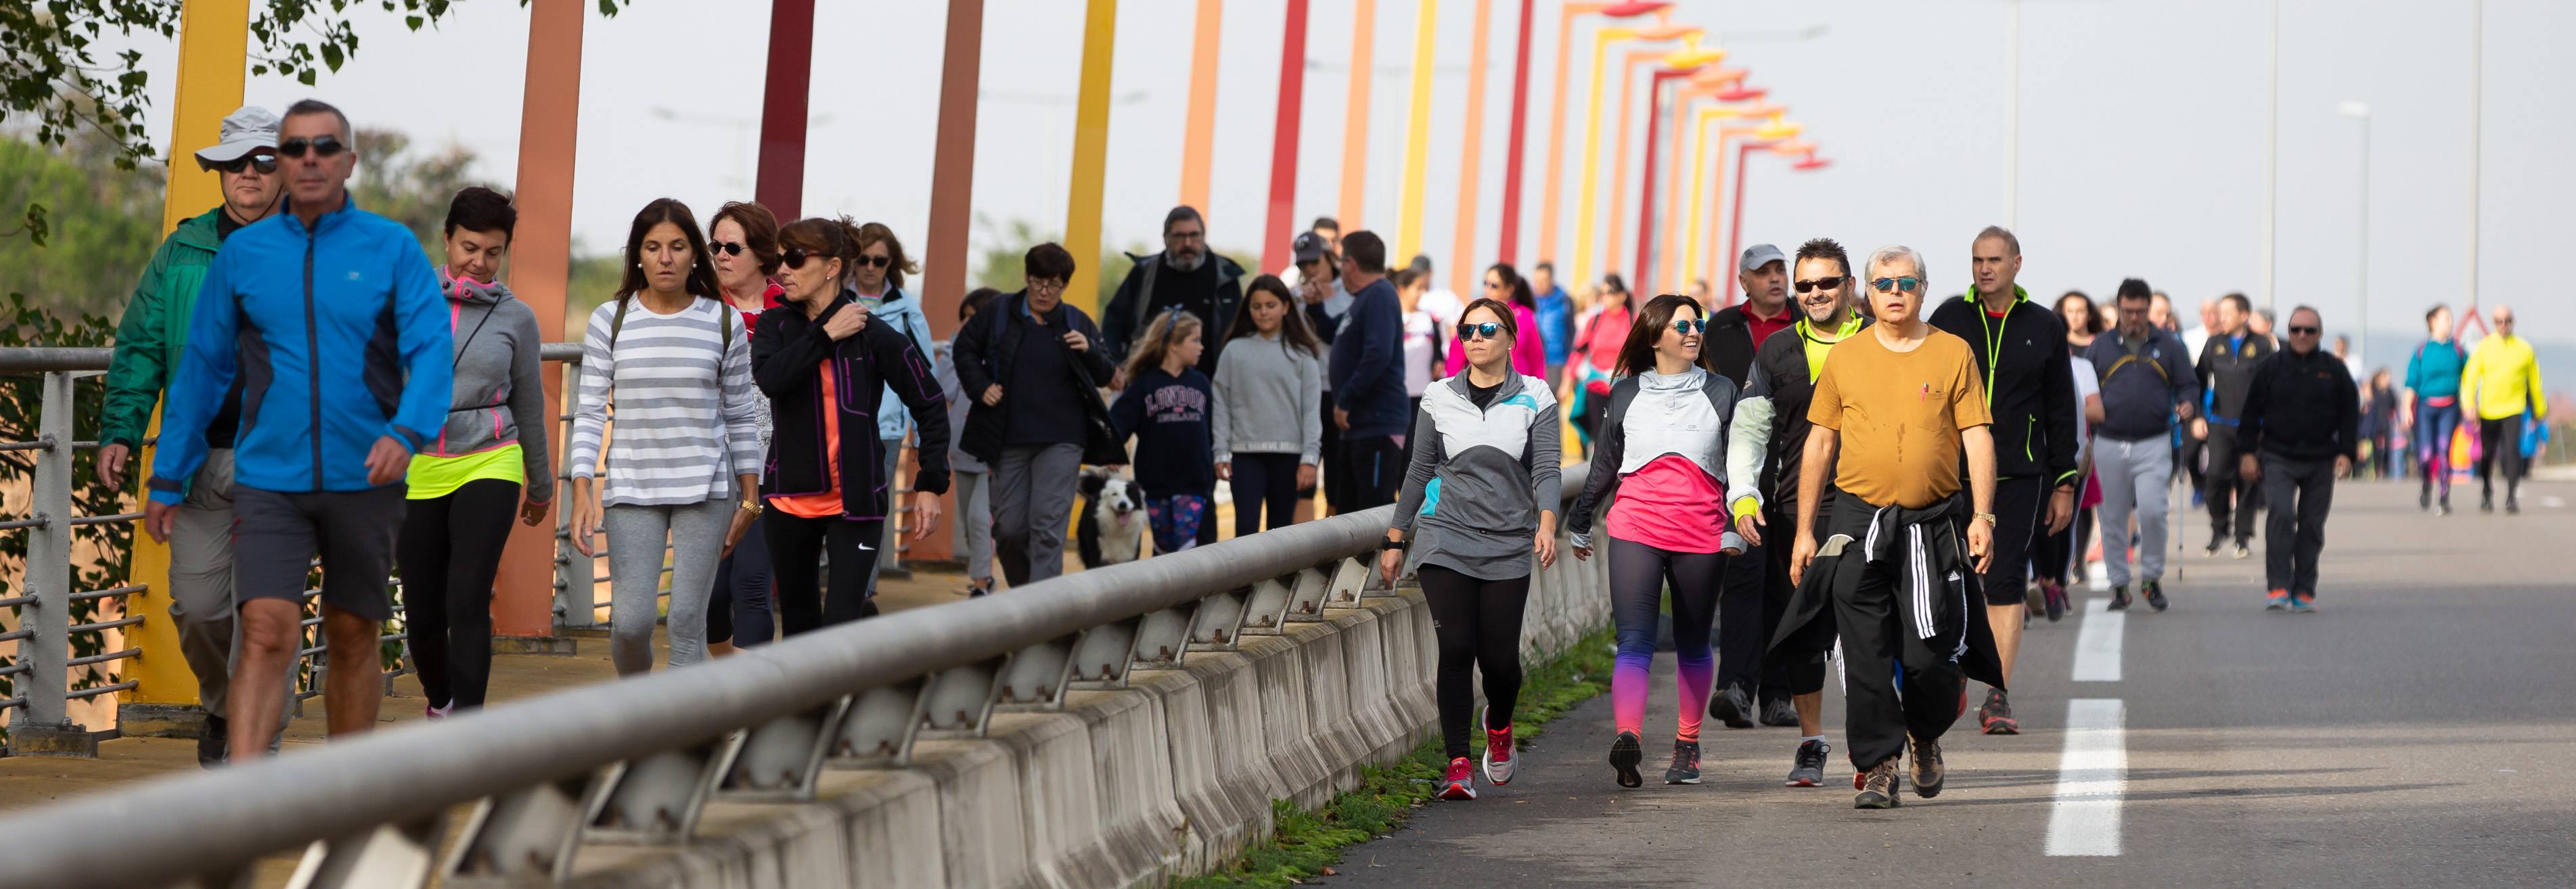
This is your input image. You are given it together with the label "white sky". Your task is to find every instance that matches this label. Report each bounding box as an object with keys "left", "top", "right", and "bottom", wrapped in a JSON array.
[{"left": 102, "top": 0, "right": 2573, "bottom": 367}]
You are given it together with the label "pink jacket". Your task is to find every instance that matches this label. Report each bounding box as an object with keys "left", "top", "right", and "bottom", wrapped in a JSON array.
[{"left": 1444, "top": 302, "right": 1548, "bottom": 379}]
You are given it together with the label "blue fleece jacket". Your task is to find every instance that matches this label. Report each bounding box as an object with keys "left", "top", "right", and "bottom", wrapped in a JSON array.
[
  {"left": 1327, "top": 277, "right": 1409, "bottom": 438},
  {"left": 148, "top": 196, "right": 453, "bottom": 503},
  {"left": 861, "top": 286, "right": 938, "bottom": 442}
]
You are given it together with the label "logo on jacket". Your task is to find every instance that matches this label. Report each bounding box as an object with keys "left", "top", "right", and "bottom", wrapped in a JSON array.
[
  {"left": 1501, "top": 393, "right": 1541, "bottom": 411},
  {"left": 346, "top": 271, "right": 363, "bottom": 281}
]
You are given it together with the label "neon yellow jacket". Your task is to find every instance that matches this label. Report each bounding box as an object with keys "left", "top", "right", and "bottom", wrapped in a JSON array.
[{"left": 2461, "top": 334, "right": 2547, "bottom": 421}]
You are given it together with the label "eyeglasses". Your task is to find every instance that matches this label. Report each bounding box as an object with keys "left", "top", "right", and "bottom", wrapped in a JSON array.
[
  {"left": 1793, "top": 276, "right": 1845, "bottom": 294},
  {"left": 1166, "top": 229, "right": 1205, "bottom": 242},
  {"left": 202, "top": 153, "right": 278, "bottom": 175},
  {"left": 1455, "top": 321, "right": 1505, "bottom": 342},
  {"left": 856, "top": 254, "right": 892, "bottom": 269},
  {"left": 1869, "top": 277, "right": 1923, "bottom": 294},
  {"left": 781, "top": 248, "right": 815, "bottom": 269},
  {"left": 710, "top": 240, "right": 747, "bottom": 257},
  {"left": 277, "top": 135, "right": 346, "bottom": 159},
  {"left": 1483, "top": 280, "right": 1504, "bottom": 290},
  {"left": 1670, "top": 318, "right": 1706, "bottom": 335},
  {"left": 1029, "top": 278, "right": 1068, "bottom": 294},
  {"left": 2286, "top": 325, "right": 2320, "bottom": 336}
]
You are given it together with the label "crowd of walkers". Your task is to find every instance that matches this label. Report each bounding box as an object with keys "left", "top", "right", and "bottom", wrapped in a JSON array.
[{"left": 94, "top": 99, "right": 2551, "bottom": 817}]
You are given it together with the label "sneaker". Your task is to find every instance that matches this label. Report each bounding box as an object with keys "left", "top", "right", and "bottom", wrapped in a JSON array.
[
  {"left": 2041, "top": 581, "right": 2067, "bottom": 622},
  {"left": 2506, "top": 499, "right": 2521, "bottom": 515},
  {"left": 1786, "top": 739, "right": 1831, "bottom": 787},
  {"left": 1759, "top": 696, "right": 1800, "bottom": 727},
  {"left": 2205, "top": 537, "right": 2223, "bottom": 556},
  {"left": 2143, "top": 579, "right": 2170, "bottom": 612},
  {"left": 1709, "top": 683, "right": 1755, "bottom": 729},
  {"left": 2437, "top": 497, "right": 2451, "bottom": 517},
  {"left": 1908, "top": 735, "right": 1947, "bottom": 798},
  {"left": 1609, "top": 731, "right": 1645, "bottom": 788},
  {"left": 2288, "top": 591, "right": 2319, "bottom": 614},
  {"left": 2108, "top": 585, "right": 2132, "bottom": 611},
  {"left": 2481, "top": 494, "right": 2495, "bottom": 514},
  {"left": 1665, "top": 739, "right": 1703, "bottom": 785},
  {"left": 426, "top": 701, "right": 455, "bottom": 721},
  {"left": 1437, "top": 757, "right": 1478, "bottom": 800},
  {"left": 1978, "top": 688, "right": 2019, "bottom": 735},
  {"left": 2264, "top": 588, "right": 2291, "bottom": 611},
  {"left": 2233, "top": 543, "right": 2251, "bottom": 560},
  {"left": 2420, "top": 487, "right": 2431, "bottom": 511},
  {"left": 196, "top": 714, "right": 229, "bottom": 769},
  {"left": 1854, "top": 757, "right": 1902, "bottom": 809},
  {"left": 1480, "top": 704, "right": 1515, "bottom": 785}
]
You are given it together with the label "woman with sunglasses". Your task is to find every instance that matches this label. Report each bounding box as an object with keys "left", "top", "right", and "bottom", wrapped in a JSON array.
[
  {"left": 568, "top": 199, "right": 763, "bottom": 676},
  {"left": 1445, "top": 263, "right": 1547, "bottom": 379},
  {"left": 845, "top": 223, "right": 940, "bottom": 593},
  {"left": 1566, "top": 294, "right": 1746, "bottom": 788},
  {"left": 754, "top": 218, "right": 950, "bottom": 631},
  {"left": 701, "top": 201, "right": 787, "bottom": 652},
  {"left": 1563, "top": 273, "right": 1637, "bottom": 453},
  {"left": 1382, "top": 298, "right": 1563, "bottom": 802}
]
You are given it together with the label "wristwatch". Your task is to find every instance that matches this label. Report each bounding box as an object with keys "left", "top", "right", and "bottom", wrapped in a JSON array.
[
  {"left": 1380, "top": 537, "right": 1406, "bottom": 551},
  {"left": 739, "top": 499, "right": 765, "bottom": 518},
  {"left": 1972, "top": 511, "right": 1997, "bottom": 524}
]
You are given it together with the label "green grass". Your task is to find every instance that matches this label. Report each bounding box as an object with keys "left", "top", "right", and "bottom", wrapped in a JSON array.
[{"left": 1174, "top": 625, "right": 1614, "bottom": 888}]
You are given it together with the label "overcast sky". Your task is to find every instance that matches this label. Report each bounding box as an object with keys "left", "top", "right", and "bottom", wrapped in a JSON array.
[{"left": 104, "top": 0, "right": 2573, "bottom": 366}]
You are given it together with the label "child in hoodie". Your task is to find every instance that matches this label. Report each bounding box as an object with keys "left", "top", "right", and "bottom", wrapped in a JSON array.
[{"left": 1110, "top": 310, "right": 1218, "bottom": 554}]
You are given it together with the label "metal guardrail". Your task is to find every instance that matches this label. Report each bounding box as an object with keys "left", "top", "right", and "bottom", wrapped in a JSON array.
[{"left": 0, "top": 459, "right": 1591, "bottom": 889}]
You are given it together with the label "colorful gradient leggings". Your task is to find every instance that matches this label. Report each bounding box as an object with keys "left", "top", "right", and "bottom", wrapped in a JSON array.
[{"left": 1606, "top": 537, "right": 1725, "bottom": 742}]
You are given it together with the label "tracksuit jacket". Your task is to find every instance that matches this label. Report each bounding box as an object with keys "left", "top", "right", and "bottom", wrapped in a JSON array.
[
  {"left": 1565, "top": 367, "right": 1747, "bottom": 552},
  {"left": 1390, "top": 372, "right": 1564, "bottom": 580},
  {"left": 149, "top": 196, "right": 453, "bottom": 503},
  {"left": 2196, "top": 331, "right": 2275, "bottom": 429},
  {"left": 2239, "top": 347, "right": 2361, "bottom": 462},
  {"left": 1727, "top": 313, "right": 1870, "bottom": 516},
  {"left": 1928, "top": 290, "right": 2079, "bottom": 485},
  {"left": 753, "top": 294, "right": 953, "bottom": 518}
]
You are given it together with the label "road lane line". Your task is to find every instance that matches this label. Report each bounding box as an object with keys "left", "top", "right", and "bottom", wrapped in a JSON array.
[
  {"left": 2071, "top": 597, "right": 2124, "bottom": 682},
  {"left": 2045, "top": 698, "right": 2129, "bottom": 857}
]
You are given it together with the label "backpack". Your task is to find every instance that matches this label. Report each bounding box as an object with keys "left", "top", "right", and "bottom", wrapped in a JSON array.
[{"left": 611, "top": 294, "right": 737, "bottom": 355}]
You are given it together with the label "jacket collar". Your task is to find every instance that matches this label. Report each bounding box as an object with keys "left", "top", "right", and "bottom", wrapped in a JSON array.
[
  {"left": 279, "top": 192, "right": 357, "bottom": 236},
  {"left": 1443, "top": 367, "right": 1528, "bottom": 403}
]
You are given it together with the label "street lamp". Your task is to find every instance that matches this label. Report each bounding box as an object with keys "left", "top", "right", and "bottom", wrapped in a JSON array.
[
  {"left": 1520, "top": 2, "right": 1671, "bottom": 265},
  {"left": 1573, "top": 24, "right": 1704, "bottom": 281},
  {"left": 2339, "top": 100, "right": 2372, "bottom": 364},
  {"left": 1654, "top": 71, "right": 1753, "bottom": 291}
]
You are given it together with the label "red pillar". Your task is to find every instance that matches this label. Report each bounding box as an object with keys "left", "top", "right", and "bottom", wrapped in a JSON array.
[
  {"left": 1725, "top": 140, "right": 1760, "bottom": 297},
  {"left": 755, "top": 0, "right": 817, "bottom": 220},
  {"left": 498, "top": 0, "right": 584, "bottom": 641},
  {"left": 1494, "top": 0, "right": 1535, "bottom": 264},
  {"left": 1260, "top": 0, "right": 1314, "bottom": 273},
  {"left": 923, "top": 0, "right": 987, "bottom": 337}
]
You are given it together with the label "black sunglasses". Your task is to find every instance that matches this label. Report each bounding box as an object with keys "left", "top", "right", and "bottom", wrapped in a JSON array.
[
  {"left": 1455, "top": 321, "right": 1505, "bottom": 342},
  {"left": 1793, "top": 275, "right": 1845, "bottom": 293},
  {"left": 276, "top": 135, "right": 346, "bottom": 159},
  {"left": 201, "top": 153, "right": 278, "bottom": 175},
  {"left": 2287, "top": 325, "right": 2320, "bottom": 336},
  {"left": 782, "top": 248, "right": 815, "bottom": 269},
  {"left": 709, "top": 240, "right": 747, "bottom": 257},
  {"left": 856, "top": 254, "right": 892, "bottom": 269}
]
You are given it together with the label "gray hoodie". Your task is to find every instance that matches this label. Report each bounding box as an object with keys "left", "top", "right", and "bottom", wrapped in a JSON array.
[
  {"left": 426, "top": 271, "right": 553, "bottom": 501},
  {"left": 1211, "top": 332, "right": 1323, "bottom": 464},
  {"left": 1391, "top": 372, "right": 1564, "bottom": 580}
]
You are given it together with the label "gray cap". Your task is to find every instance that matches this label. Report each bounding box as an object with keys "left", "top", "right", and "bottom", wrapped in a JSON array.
[
  {"left": 1292, "top": 231, "right": 1328, "bottom": 263},
  {"left": 1738, "top": 243, "right": 1786, "bottom": 273},
  {"left": 194, "top": 106, "right": 279, "bottom": 165}
]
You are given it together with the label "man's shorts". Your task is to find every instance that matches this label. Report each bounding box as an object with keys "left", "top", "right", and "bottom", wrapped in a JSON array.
[
  {"left": 233, "top": 485, "right": 406, "bottom": 621},
  {"left": 1980, "top": 476, "right": 2048, "bottom": 606}
]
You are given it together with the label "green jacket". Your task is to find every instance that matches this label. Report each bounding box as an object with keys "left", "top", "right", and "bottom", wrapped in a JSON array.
[{"left": 100, "top": 209, "right": 225, "bottom": 451}]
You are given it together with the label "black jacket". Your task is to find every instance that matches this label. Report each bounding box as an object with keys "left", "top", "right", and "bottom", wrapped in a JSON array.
[
  {"left": 951, "top": 292, "right": 1119, "bottom": 465},
  {"left": 2238, "top": 347, "right": 2360, "bottom": 462},
  {"left": 1740, "top": 314, "right": 1867, "bottom": 508},
  {"left": 2195, "top": 330, "right": 2274, "bottom": 426},
  {"left": 1928, "top": 293, "right": 2078, "bottom": 486},
  {"left": 1769, "top": 487, "right": 2006, "bottom": 691},
  {"left": 1704, "top": 303, "right": 1786, "bottom": 389},
  {"left": 753, "top": 296, "right": 952, "bottom": 517},
  {"left": 1102, "top": 250, "right": 1245, "bottom": 373}
]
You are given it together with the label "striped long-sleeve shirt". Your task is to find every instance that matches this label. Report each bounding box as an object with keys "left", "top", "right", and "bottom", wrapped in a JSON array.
[{"left": 568, "top": 296, "right": 763, "bottom": 507}]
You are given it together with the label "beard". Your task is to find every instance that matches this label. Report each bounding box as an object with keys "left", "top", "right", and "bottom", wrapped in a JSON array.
[{"left": 1166, "top": 249, "right": 1206, "bottom": 273}]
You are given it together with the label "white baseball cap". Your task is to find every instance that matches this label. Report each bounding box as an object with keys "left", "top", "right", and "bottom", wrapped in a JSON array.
[{"left": 194, "top": 106, "right": 279, "bottom": 166}]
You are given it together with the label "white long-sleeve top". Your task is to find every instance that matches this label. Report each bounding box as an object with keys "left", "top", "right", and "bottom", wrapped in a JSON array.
[{"left": 567, "top": 296, "right": 762, "bottom": 507}]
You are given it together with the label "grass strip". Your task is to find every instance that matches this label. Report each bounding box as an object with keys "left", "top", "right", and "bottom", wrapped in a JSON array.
[{"left": 1175, "top": 624, "right": 1614, "bottom": 888}]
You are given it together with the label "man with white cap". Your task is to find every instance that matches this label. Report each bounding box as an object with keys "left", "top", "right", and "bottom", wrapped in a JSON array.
[
  {"left": 1704, "top": 243, "right": 1799, "bottom": 731},
  {"left": 97, "top": 106, "right": 289, "bottom": 767}
]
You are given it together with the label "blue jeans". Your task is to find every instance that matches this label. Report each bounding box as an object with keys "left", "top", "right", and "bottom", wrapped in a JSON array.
[{"left": 2414, "top": 401, "right": 2461, "bottom": 495}]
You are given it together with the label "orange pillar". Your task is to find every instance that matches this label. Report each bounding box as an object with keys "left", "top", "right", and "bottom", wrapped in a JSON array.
[
  {"left": 499, "top": 0, "right": 585, "bottom": 642},
  {"left": 1179, "top": 0, "right": 1224, "bottom": 212},
  {"left": 924, "top": 0, "right": 987, "bottom": 336},
  {"left": 1338, "top": 0, "right": 1378, "bottom": 229}
]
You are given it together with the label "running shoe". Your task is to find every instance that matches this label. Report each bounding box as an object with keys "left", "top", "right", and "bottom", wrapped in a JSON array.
[
  {"left": 1786, "top": 739, "right": 1830, "bottom": 787},
  {"left": 1481, "top": 704, "right": 1516, "bottom": 785},
  {"left": 2481, "top": 493, "right": 2495, "bottom": 514},
  {"left": 2108, "top": 585, "right": 2133, "bottom": 611},
  {"left": 1978, "top": 688, "right": 2019, "bottom": 735},
  {"left": 2507, "top": 497, "right": 2521, "bottom": 515},
  {"left": 2437, "top": 497, "right": 2451, "bottom": 517},
  {"left": 2041, "top": 580, "right": 2067, "bottom": 622},
  {"left": 1759, "top": 696, "right": 1799, "bottom": 727},
  {"left": 2143, "top": 579, "right": 2170, "bottom": 612},
  {"left": 2264, "top": 588, "right": 2291, "bottom": 611},
  {"left": 2288, "top": 591, "right": 2319, "bottom": 614},
  {"left": 197, "top": 714, "right": 228, "bottom": 769},
  {"left": 2420, "top": 487, "right": 2431, "bottom": 511},
  {"left": 1709, "top": 683, "right": 1755, "bottom": 729},
  {"left": 1908, "top": 735, "right": 1947, "bottom": 798},
  {"left": 1665, "top": 739, "right": 1702, "bottom": 785},
  {"left": 1854, "top": 758, "right": 1902, "bottom": 809},
  {"left": 2205, "top": 536, "right": 2223, "bottom": 556},
  {"left": 426, "top": 701, "right": 454, "bottom": 721},
  {"left": 1609, "top": 731, "right": 1645, "bottom": 788},
  {"left": 2232, "top": 543, "right": 2251, "bottom": 560},
  {"left": 1437, "top": 756, "right": 1477, "bottom": 800}
]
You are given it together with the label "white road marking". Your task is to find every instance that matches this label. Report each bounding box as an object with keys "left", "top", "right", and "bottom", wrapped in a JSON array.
[
  {"left": 2071, "top": 597, "right": 2125, "bottom": 682},
  {"left": 2085, "top": 557, "right": 2109, "bottom": 592},
  {"left": 2541, "top": 496, "right": 2567, "bottom": 509},
  {"left": 2046, "top": 698, "right": 2129, "bottom": 857}
]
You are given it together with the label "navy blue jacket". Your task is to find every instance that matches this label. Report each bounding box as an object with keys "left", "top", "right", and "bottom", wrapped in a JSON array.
[
  {"left": 1109, "top": 365, "right": 1217, "bottom": 496},
  {"left": 1327, "top": 277, "right": 1409, "bottom": 438}
]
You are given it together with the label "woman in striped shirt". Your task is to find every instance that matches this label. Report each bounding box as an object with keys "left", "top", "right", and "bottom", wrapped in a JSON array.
[{"left": 568, "top": 199, "right": 765, "bottom": 676}]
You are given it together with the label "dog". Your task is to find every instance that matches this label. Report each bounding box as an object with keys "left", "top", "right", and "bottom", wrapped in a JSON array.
[{"left": 1077, "top": 470, "right": 1148, "bottom": 569}]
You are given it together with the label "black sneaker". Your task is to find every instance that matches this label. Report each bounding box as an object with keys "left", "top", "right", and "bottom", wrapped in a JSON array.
[
  {"left": 2205, "top": 536, "right": 2223, "bottom": 556},
  {"left": 1908, "top": 735, "right": 1947, "bottom": 798},
  {"left": 1665, "top": 739, "right": 1702, "bottom": 784},
  {"left": 2481, "top": 494, "right": 2495, "bottom": 514},
  {"left": 1759, "top": 696, "right": 1800, "bottom": 727},
  {"left": 1610, "top": 731, "right": 1644, "bottom": 788},
  {"left": 2437, "top": 497, "right": 2451, "bottom": 516},
  {"left": 1977, "top": 687, "right": 2019, "bottom": 735},
  {"left": 1709, "top": 683, "right": 1755, "bottom": 729},
  {"left": 1854, "top": 757, "right": 1901, "bottom": 809},
  {"left": 1786, "top": 738, "right": 1830, "bottom": 787},
  {"left": 2420, "top": 486, "right": 2432, "bottom": 511},
  {"left": 197, "top": 714, "right": 229, "bottom": 769},
  {"left": 2506, "top": 498, "right": 2521, "bottom": 515},
  {"left": 2108, "top": 585, "right": 2133, "bottom": 610},
  {"left": 2143, "top": 579, "right": 2169, "bottom": 612}
]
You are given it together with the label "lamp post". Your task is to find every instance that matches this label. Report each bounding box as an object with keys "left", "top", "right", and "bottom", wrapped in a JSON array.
[
  {"left": 2339, "top": 100, "right": 2372, "bottom": 364},
  {"left": 1573, "top": 22, "right": 1700, "bottom": 281},
  {"left": 1681, "top": 107, "right": 1777, "bottom": 286},
  {"left": 1525, "top": 2, "right": 1669, "bottom": 267},
  {"left": 1722, "top": 120, "right": 1814, "bottom": 286},
  {"left": 1656, "top": 68, "right": 1750, "bottom": 291},
  {"left": 1630, "top": 51, "right": 1727, "bottom": 292}
]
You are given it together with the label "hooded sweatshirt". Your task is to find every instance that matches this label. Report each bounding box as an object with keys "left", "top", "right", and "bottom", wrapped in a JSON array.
[
  {"left": 1391, "top": 371, "right": 1565, "bottom": 580},
  {"left": 405, "top": 269, "right": 554, "bottom": 501}
]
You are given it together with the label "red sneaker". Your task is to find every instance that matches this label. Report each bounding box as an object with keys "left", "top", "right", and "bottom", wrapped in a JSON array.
[
  {"left": 1439, "top": 756, "right": 1478, "bottom": 800},
  {"left": 1480, "top": 705, "right": 1516, "bottom": 785}
]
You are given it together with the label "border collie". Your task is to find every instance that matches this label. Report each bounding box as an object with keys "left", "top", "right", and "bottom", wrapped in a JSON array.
[{"left": 1077, "top": 470, "right": 1148, "bottom": 569}]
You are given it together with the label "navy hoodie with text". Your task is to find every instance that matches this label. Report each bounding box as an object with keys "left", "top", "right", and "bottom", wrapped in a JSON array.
[{"left": 1110, "top": 365, "right": 1219, "bottom": 498}]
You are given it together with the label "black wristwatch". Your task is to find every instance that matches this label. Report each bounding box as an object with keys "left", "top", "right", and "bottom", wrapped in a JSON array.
[{"left": 1380, "top": 537, "right": 1406, "bottom": 551}]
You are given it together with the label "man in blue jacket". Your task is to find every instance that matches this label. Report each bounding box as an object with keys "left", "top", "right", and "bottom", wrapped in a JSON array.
[
  {"left": 1328, "top": 231, "right": 1409, "bottom": 510},
  {"left": 144, "top": 99, "right": 453, "bottom": 760}
]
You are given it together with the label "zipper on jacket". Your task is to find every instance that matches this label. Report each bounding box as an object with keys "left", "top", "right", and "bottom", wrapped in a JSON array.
[{"left": 304, "top": 227, "right": 325, "bottom": 490}]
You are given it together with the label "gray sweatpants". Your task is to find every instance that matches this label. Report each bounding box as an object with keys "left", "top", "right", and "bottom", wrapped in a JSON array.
[
  {"left": 951, "top": 470, "right": 994, "bottom": 582},
  {"left": 993, "top": 442, "right": 1082, "bottom": 588},
  {"left": 603, "top": 497, "right": 734, "bottom": 675},
  {"left": 2095, "top": 436, "right": 2174, "bottom": 588}
]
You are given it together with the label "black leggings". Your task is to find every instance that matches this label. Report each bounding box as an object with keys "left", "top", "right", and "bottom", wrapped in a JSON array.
[
  {"left": 1229, "top": 453, "right": 1305, "bottom": 538},
  {"left": 1418, "top": 564, "right": 1531, "bottom": 760},
  {"left": 395, "top": 478, "right": 520, "bottom": 710},
  {"left": 767, "top": 513, "right": 886, "bottom": 635},
  {"left": 707, "top": 513, "right": 775, "bottom": 647}
]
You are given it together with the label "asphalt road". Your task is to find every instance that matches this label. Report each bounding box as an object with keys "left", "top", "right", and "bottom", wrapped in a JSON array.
[{"left": 1321, "top": 478, "right": 2576, "bottom": 889}]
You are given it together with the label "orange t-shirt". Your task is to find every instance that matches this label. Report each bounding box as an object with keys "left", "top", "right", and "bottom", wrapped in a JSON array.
[
  {"left": 1806, "top": 327, "right": 1991, "bottom": 509},
  {"left": 771, "top": 365, "right": 844, "bottom": 518}
]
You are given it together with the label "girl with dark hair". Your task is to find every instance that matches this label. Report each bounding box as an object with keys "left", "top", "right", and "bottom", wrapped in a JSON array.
[
  {"left": 704, "top": 200, "right": 786, "bottom": 651},
  {"left": 1566, "top": 294, "right": 1745, "bottom": 788},
  {"left": 755, "top": 217, "right": 951, "bottom": 631},
  {"left": 1445, "top": 264, "right": 1547, "bottom": 378},
  {"left": 2056, "top": 290, "right": 2106, "bottom": 348},
  {"left": 936, "top": 289, "right": 1003, "bottom": 595},
  {"left": 400, "top": 187, "right": 553, "bottom": 715},
  {"left": 1112, "top": 310, "right": 1219, "bottom": 553},
  {"left": 1384, "top": 297, "right": 1562, "bottom": 802},
  {"left": 568, "top": 198, "right": 762, "bottom": 675},
  {"left": 1214, "top": 275, "right": 1324, "bottom": 537},
  {"left": 1562, "top": 273, "right": 1637, "bottom": 451}
]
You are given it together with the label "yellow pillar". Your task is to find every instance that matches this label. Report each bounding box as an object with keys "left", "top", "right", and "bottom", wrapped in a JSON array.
[
  {"left": 126, "top": 0, "right": 251, "bottom": 729},
  {"left": 1394, "top": 0, "right": 1439, "bottom": 260},
  {"left": 1063, "top": 0, "right": 1119, "bottom": 312}
]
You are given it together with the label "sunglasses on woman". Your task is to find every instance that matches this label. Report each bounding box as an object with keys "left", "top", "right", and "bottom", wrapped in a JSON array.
[
  {"left": 202, "top": 153, "right": 278, "bottom": 175},
  {"left": 1869, "top": 276, "right": 1924, "bottom": 294},
  {"left": 710, "top": 240, "right": 748, "bottom": 256},
  {"left": 782, "top": 248, "right": 815, "bottom": 269},
  {"left": 1670, "top": 318, "right": 1705, "bottom": 335},
  {"left": 276, "top": 135, "right": 346, "bottom": 158},
  {"left": 1455, "top": 321, "right": 1505, "bottom": 342},
  {"left": 855, "top": 254, "right": 892, "bottom": 269}
]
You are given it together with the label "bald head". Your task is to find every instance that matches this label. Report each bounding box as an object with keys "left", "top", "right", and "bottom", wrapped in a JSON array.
[{"left": 2492, "top": 304, "right": 2517, "bottom": 337}]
